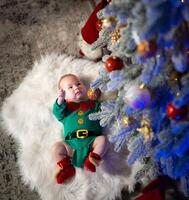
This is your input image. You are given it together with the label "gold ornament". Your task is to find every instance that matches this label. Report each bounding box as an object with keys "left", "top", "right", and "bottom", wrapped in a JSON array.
[
  {"left": 137, "top": 41, "right": 149, "bottom": 55},
  {"left": 87, "top": 88, "right": 101, "bottom": 100},
  {"left": 111, "top": 23, "right": 128, "bottom": 44},
  {"left": 111, "top": 29, "right": 121, "bottom": 43},
  {"left": 120, "top": 116, "right": 134, "bottom": 127},
  {"left": 137, "top": 118, "right": 153, "bottom": 141},
  {"left": 102, "top": 16, "right": 117, "bottom": 29}
]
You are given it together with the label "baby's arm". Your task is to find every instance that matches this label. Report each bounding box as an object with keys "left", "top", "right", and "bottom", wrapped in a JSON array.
[
  {"left": 57, "top": 90, "right": 65, "bottom": 105},
  {"left": 52, "top": 90, "right": 66, "bottom": 121}
]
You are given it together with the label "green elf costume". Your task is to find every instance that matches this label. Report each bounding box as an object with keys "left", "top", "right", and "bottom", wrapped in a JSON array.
[{"left": 53, "top": 99, "right": 102, "bottom": 183}]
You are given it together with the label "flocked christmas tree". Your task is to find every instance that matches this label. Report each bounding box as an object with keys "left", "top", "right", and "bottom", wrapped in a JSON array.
[{"left": 87, "top": 0, "right": 189, "bottom": 197}]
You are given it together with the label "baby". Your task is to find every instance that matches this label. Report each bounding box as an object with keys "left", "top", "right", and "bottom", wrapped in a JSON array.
[{"left": 52, "top": 74, "right": 108, "bottom": 184}]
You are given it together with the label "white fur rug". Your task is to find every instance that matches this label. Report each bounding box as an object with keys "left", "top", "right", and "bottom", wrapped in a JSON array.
[{"left": 1, "top": 54, "right": 141, "bottom": 200}]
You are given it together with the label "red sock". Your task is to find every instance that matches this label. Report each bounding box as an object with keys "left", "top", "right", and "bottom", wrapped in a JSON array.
[
  {"left": 84, "top": 152, "right": 101, "bottom": 172},
  {"left": 56, "top": 157, "right": 75, "bottom": 184},
  {"left": 57, "top": 157, "right": 71, "bottom": 169}
]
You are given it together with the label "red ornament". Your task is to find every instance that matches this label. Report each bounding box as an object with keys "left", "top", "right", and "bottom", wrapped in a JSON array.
[
  {"left": 105, "top": 56, "right": 124, "bottom": 72},
  {"left": 96, "top": 19, "right": 103, "bottom": 31},
  {"left": 166, "top": 103, "right": 188, "bottom": 121}
]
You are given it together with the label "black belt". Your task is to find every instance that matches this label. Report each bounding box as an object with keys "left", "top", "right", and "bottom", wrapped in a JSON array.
[{"left": 65, "top": 129, "right": 100, "bottom": 140}]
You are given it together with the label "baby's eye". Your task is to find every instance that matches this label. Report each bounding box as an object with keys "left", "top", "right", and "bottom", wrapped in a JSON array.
[
  {"left": 68, "top": 86, "right": 73, "bottom": 89},
  {"left": 77, "top": 83, "right": 81, "bottom": 86}
]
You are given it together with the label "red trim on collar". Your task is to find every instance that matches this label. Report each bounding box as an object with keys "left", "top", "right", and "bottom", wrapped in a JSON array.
[{"left": 66, "top": 100, "right": 95, "bottom": 111}]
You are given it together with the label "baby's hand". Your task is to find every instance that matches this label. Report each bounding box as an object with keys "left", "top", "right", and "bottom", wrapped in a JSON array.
[{"left": 57, "top": 90, "right": 65, "bottom": 105}]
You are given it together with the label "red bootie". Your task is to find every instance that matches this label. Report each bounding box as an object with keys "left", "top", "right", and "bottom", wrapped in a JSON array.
[
  {"left": 56, "top": 157, "right": 75, "bottom": 184},
  {"left": 84, "top": 152, "right": 101, "bottom": 172}
]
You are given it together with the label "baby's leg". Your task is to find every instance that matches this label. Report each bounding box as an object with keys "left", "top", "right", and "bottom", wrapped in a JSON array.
[
  {"left": 92, "top": 135, "right": 108, "bottom": 157},
  {"left": 84, "top": 136, "right": 108, "bottom": 172},
  {"left": 51, "top": 141, "right": 75, "bottom": 184},
  {"left": 51, "top": 141, "right": 73, "bottom": 162}
]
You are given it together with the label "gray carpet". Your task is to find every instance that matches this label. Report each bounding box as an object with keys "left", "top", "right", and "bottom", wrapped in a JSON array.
[
  {"left": 0, "top": 1, "right": 100, "bottom": 199},
  {"left": 1, "top": 1, "right": 188, "bottom": 200}
]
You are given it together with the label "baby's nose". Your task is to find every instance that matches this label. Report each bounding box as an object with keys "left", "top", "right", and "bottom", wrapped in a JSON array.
[{"left": 73, "top": 85, "right": 79, "bottom": 90}]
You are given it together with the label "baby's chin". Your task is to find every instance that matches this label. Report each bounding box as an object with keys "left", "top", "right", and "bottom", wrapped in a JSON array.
[
  {"left": 67, "top": 95, "right": 87, "bottom": 103},
  {"left": 75, "top": 95, "right": 87, "bottom": 102},
  {"left": 75, "top": 92, "right": 87, "bottom": 99}
]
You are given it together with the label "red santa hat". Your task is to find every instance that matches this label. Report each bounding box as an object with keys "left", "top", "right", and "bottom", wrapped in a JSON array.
[
  {"left": 135, "top": 178, "right": 168, "bottom": 200},
  {"left": 79, "top": 0, "right": 109, "bottom": 60}
]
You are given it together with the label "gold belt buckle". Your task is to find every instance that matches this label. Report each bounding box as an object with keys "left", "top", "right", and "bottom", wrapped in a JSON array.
[{"left": 76, "top": 129, "right": 88, "bottom": 138}]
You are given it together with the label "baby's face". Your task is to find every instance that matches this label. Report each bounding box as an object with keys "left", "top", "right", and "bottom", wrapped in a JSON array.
[{"left": 60, "top": 75, "right": 87, "bottom": 102}]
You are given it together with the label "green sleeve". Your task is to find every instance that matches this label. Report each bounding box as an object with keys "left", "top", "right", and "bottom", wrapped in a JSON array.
[{"left": 52, "top": 99, "right": 67, "bottom": 121}]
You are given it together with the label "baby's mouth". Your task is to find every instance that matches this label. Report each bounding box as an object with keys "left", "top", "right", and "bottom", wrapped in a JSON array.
[{"left": 75, "top": 91, "right": 82, "bottom": 96}]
